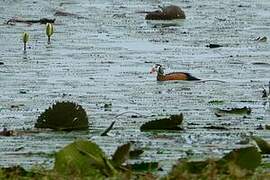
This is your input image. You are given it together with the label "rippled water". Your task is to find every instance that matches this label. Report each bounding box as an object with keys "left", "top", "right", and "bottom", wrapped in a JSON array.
[{"left": 1, "top": 0, "right": 270, "bottom": 171}]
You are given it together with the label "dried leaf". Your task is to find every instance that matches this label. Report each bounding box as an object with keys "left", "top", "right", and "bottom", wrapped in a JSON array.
[
  {"left": 112, "top": 143, "right": 131, "bottom": 167},
  {"left": 252, "top": 136, "right": 270, "bottom": 154}
]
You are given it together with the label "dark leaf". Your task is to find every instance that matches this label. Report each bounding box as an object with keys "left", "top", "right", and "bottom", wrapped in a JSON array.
[
  {"left": 252, "top": 136, "right": 270, "bottom": 154},
  {"left": 112, "top": 143, "right": 131, "bottom": 167},
  {"left": 140, "top": 114, "right": 183, "bottom": 131}
]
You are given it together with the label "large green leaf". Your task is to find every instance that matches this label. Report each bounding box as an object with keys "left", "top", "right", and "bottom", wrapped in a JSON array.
[
  {"left": 252, "top": 136, "right": 270, "bottom": 154},
  {"left": 54, "top": 139, "right": 116, "bottom": 177},
  {"left": 221, "top": 146, "right": 261, "bottom": 171},
  {"left": 140, "top": 114, "right": 183, "bottom": 131}
]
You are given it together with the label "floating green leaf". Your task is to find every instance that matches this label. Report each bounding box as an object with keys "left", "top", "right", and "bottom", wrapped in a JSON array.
[
  {"left": 112, "top": 143, "right": 130, "bottom": 167},
  {"left": 208, "top": 100, "right": 225, "bottom": 105},
  {"left": 215, "top": 107, "right": 251, "bottom": 117},
  {"left": 252, "top": 136, "right": 270, "bottom": 154},
  {"left": 140, "top": 114, "right": 183, "bottom": 131},
  {"left": 54, "top": 140, "right": 116, "bottom": 177},
  {"left": 35, "top": 101, "right": 89, "bottom": 131}
]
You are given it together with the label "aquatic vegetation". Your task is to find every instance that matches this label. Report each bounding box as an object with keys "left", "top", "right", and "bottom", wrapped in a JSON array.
[
  {"left": 22, "top": 32, "right": 29, "bottom": 52},
  {"left": 101, "top": 121, "right": 115, "bottom": 136},
  {"left": 140, "top": 114, "right": 183, "bottom": 131},
  {"left": 167, "top": 146, "right": 261, "bottom": 179},
  {"left": 46, "top": 23, "right": 54, "bottom": 44},
  {"left": 112, "top": 143, "right": 131, "bottom": 167},
  {"left": 252, "top": 136, "right": 270, "bottom": 154},
  {"left": 215, "top": 107, "right": 251, "bottom": 117},
  {"left": 206, "top": 43, "right": 223, "bottom": 48},
  {"left": 54, "top": 140, "right": 116, "bottom": 177},
  {"left": 0, "top": 142, "right": 265, "bottom": 179},
  {"left": 35, "top": 101, "right": 89, "bottom": 131}
]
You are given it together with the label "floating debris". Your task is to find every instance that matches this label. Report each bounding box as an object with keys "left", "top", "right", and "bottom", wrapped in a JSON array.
[
  {"left": 255, "top": 36, "right": 267, "bottom": 42},
  {"left": 0, "top": 128, "right": 14, "bottom": 136},
  {"left": 215, "top": 107, "right": 251, "bottom": 117},
  {"left": 22, "top": 32, "right": 29, "bottom": 52},
  {"left": 144, "top": 5, "right": 185, "bottom": 20},
  {"left": 7, "top": 18, "right": 55, "bottom": 25},
  {"left": 35, "top": 101, "right": 89, "bottom": 131},
  {"left": 101, "top": 121, "right": 115, "bottom": 136},
  {"left": 140, "top": 114, "right": 183, "bottom": 131},
  {"left": 206, "top": 44, "right": 223, "bottom": 48}
]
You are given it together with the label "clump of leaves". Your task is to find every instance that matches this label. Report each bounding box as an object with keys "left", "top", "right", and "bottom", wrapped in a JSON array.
[
  {"left": 252, "top": 136, "right": 270, "bottom": 154},
  {"left": 35, "top": 101, "right": 89, "bottom": 131},
  {"left": 167, "top": 146, "right": 261, "bottom": 179},
  {"left": 140, "top": 114, "right": 183, "bottom": 131},
  {"left": 215, "top": 107, "right": 251, "bottom": 117}
]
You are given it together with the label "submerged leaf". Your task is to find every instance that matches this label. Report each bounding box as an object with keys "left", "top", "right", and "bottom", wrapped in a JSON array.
[
  {"left": 35, "top": 101, "right": 89, "bottom": 131},
  {"left": 129, "top": 149, "right": 144, "bottom": 159},
  {"left": 129, "top": 162, "right": 159, "bottom": 172},
  {"left": 140, "top": 114, "right": 183, "bottom": 131},
  {"left": 252, "top": 136, "right": 270, "bottom": 154},
  {"left": 112, "top": 143, "right": 131, "bottom": 167},
  {"left": 54, "top": 140, "right": 116, "bottom": 177}
]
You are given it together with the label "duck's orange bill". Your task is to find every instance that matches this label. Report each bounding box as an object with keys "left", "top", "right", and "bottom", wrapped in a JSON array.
[{"left": 150, "top": 67, "right": 156, "bottom": 74}]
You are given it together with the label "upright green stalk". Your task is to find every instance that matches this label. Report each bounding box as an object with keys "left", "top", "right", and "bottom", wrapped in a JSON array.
[
  {"left": 22, "top": 32, "right": 29, "bottom": 52},
  {"left": 46, "top": 23, "right": 54, "bottom": 44}
]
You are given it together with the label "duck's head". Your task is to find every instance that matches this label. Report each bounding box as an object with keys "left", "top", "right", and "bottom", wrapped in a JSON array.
[{"left": 150, "top": 64, "right": 165, "bottom": 75}]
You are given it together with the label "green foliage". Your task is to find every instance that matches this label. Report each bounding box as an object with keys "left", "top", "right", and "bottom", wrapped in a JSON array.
[
  {"left": 140, "top": 114, "right": 183, "bottom": 131},
  {"left": 221, "top": 146, "right": 261, "bottom": 171},
  {"left": 112, "top": 143, "right": 131, "bottom": 168},
  {"left": 54, "top": 139, "right": 117, "bottom": 177},
  {"left": 167, "top": 146, "right": 261, "bottom": 179},
  {"left": 208, "top": 100, "right": 225, "bottom": 105},
  {"left": 35, "top": 101, "right": 89, "bottom": 131},
  {"left": 215, "top": 106, "right": 251, "bottom": 117},
  {"left": 252, "top": 136, "right": 270, "bottom": 154}
]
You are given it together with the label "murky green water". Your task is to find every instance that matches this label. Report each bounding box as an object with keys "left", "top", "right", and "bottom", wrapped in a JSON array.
[{"left": 1, "top": 0, "right": 270, "bottom": 171}]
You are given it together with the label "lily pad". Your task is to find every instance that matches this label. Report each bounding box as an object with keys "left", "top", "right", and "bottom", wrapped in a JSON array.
[
  {"left": 215, "top": 107, "right": 251, "bottom": 117},
  {"left": 54, "top": 139, "right": 116, "bottom": 177},
  {"left": 35, "top": 101, "right": 89, "bottom": 131},
  {"left": 140, "top": 114, "right": 183, "bottom": 131},
  {"left": 252, "top": 136, "right": 270, "bottom": 154}
]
